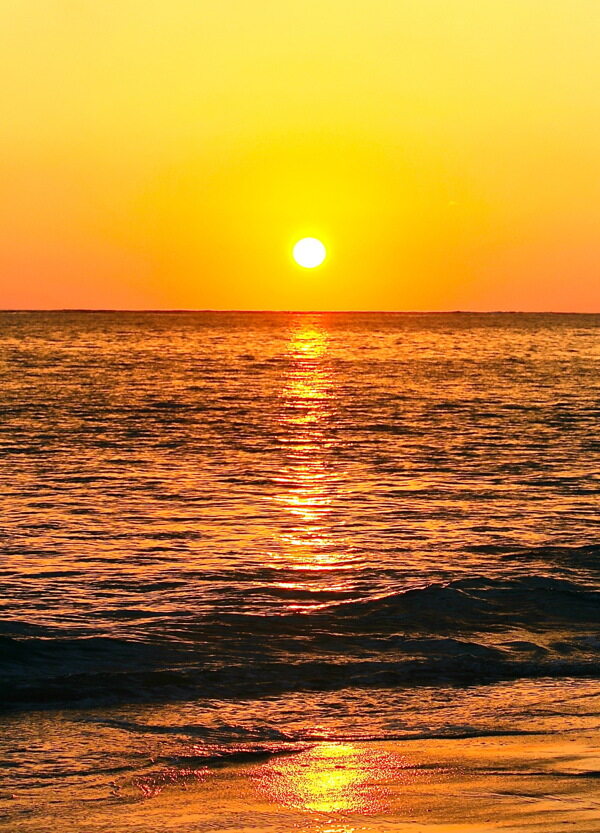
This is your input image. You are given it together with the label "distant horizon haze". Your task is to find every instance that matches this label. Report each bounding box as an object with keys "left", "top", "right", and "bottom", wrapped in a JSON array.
[{"left": 2, "top": 308, "right": 600, "bottom": 316}]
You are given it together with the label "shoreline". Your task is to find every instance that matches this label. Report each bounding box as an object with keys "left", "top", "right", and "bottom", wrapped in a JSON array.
[{"left": 4, "top": 729, "right": 600, "bottom": 832}]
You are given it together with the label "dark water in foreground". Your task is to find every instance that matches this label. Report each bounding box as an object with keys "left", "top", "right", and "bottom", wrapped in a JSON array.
[{"left": 1, "top": 311, "right": 600, "bottom": 825}]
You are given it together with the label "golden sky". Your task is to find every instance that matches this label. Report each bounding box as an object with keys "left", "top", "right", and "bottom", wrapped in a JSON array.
[{"left": 1, "top": 0, "right": 599, "bottom": 310}]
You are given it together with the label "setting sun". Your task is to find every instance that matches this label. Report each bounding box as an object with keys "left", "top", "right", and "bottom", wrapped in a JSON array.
[{"left": 293, "top": 238, "right": 327, "bottom": 269}]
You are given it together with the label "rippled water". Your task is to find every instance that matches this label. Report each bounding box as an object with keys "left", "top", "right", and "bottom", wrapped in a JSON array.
[{"left": 1, "top": 311, "right": 600, "bottom": 828}]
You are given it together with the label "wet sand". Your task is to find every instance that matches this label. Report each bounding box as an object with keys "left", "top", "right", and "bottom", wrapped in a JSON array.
[{"left": 4, "top": 729, "right": 600, "bottom": 832}]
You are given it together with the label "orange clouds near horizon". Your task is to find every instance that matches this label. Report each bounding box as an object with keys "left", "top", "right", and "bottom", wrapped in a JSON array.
[{"left": 1, "top": 0, "right": 599, "bottom": 311}]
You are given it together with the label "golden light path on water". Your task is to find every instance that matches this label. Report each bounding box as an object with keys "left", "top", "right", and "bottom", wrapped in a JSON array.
[
  {"left": 272, "top": 320, "right": 344, "bottom": 575},
  {"left": 253, "top": 741, "right": 427, "bottom": 821},
  {"left": 264, "top": 323, "right": 412, "bottom": 825}
]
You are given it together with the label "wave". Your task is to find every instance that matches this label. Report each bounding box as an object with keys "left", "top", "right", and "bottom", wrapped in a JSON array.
[
  {"left": 2, "top": 575, "right": 599, "bottom": 710},
  {"left": 85, "top": 715, "right": 555, "bottom": 745},
  {"left": 219, "top": 574, "right": 600, "bottom": 632}
]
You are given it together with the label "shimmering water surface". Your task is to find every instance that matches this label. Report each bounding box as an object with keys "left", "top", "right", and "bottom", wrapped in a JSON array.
[{"left": 1, "top": 311, "right": 600, "bottom": 829}]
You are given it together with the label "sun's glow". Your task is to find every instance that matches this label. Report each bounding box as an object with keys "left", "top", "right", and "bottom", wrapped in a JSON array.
[{"left": 293, "top": 238, "right": 327, "bottom": 269}]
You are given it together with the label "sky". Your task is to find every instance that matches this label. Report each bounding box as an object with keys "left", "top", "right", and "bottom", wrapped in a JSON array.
[{"left": 1, "top": 0, "right": 599, "bottom": 311}]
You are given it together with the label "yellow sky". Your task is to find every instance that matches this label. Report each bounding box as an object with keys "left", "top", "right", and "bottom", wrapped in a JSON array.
[{"left": 1, "top": 0, "right": 599, "bottom": 310}]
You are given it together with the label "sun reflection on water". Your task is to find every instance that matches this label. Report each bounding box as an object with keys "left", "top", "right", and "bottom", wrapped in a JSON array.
[
  {"left": 254, "top": 741, "right": 420, "bottom": 818},
  {"left": 272, "top": 320, "right": 345, "bottom": 573}
]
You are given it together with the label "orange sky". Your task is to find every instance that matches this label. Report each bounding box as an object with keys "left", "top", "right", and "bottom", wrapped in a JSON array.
[{"left": 1, "top": 0, "right": 599, "bottom": 310}]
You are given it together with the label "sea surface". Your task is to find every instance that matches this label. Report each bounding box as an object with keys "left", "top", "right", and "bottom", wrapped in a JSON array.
[{"left": 1, "top": 311, "right": 600, "bottom": 829}]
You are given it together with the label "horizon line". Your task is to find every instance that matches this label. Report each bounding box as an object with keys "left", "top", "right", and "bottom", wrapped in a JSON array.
[{"left": 1, "top": 308, "right": 599, "bottom": 315}]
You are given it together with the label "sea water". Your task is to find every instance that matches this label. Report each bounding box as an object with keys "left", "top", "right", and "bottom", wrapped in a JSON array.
[{"left": 1, "top": 311, "right": 599, "bottom": 827}]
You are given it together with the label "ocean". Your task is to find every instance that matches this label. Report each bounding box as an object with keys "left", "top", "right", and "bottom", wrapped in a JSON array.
[{"left": 2, "top": 311, "right": 600, "bottom": 830}]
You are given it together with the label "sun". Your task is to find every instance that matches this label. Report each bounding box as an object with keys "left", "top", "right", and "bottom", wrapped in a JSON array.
[{"left": 293, "top": 238, "right": 326, "bottom": 268}]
